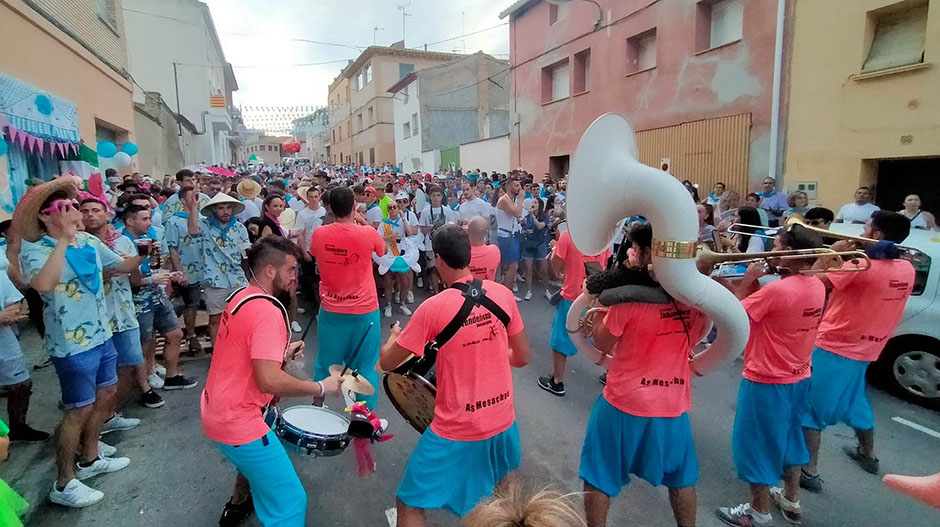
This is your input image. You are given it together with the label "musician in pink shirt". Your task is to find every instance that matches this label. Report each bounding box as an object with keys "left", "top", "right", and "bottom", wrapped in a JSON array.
[{"left": 467, "top": 216, "right": 500, "bottom": 281}]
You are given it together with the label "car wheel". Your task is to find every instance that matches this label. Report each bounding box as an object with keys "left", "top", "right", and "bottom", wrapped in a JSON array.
[{"left": 873, "top": 336, "right": 940, "bottom": 408}]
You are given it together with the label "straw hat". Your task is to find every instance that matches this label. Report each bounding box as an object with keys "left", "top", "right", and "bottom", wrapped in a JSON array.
[
  {"left": 11, "top": 176, "right": 82, "bottom": 243},
  {"left": 296, "top": 186, "right": 311, "bottom": 203},
  {"left": 237, "top": 179, "right": 262, "bottom": 200},
  {"left": 278, "top": 208, "right": 296, "bottom": 230},
  {"left": 200, "top": 192, "right": 246, "bottom": 217}
]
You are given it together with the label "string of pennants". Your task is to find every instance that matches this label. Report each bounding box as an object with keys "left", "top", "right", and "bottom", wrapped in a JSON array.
[{"left": 2, "top": 123, "right": 79, "bottom": 158}]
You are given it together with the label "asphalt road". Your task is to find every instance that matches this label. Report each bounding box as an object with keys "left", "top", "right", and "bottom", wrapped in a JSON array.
[{"left": 5, "top": 286, "right": 940, "bottom": 527}]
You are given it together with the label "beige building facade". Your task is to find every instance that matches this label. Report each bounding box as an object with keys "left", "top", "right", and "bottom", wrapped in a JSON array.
[
  {"left": 785, "top": 0, "right": 940, "bottom": 212},
  {"left": 328, "top": 42, "right": 459, "bottom": 166},
  {"left": 240, "top": 136, "right": 289, "bottom": 166}
]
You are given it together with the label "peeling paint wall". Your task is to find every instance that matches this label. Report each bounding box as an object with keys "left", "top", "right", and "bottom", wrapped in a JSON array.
[{"left": 507, "top": 0, "right": 779, "bottom": 192}]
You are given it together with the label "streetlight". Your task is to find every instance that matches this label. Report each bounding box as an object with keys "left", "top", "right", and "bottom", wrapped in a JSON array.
[{"left": 546, "top": 0, "right": 603, "bottom": 31}]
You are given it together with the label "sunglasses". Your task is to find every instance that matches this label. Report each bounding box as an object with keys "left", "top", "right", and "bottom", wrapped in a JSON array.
[{"left": 41, "top": 199, "right": 80, "bottom": 215}]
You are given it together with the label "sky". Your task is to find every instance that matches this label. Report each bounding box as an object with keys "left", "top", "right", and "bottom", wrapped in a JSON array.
[{"left": 201, "top": 0, "right": 511, "bottom": 118}]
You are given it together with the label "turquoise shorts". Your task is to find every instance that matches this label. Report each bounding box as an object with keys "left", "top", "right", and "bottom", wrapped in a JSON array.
[
  {"left": 397, "top": 423, "right": 521, "bottom": 517},
  {"left": 550, "top": 298, "right": 578, "bottom": 357},
  {"left": 733, "top": 378, "right": 810, "bottom": 485},
  {"left": 802, "top": 347, "right": 874, "bottom": 431},
  {"left": 580, "top": 396, "right": 698, "bottom": 496},
  {"left": 216, "top": 430, "right": 306, "bottom": 526},
  {"left": 314, "top": 308, "right": 381, "bottom": 409}
]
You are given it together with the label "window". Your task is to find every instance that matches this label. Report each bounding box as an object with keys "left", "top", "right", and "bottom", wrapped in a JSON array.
[
  {"left": 357, "top": 113, "right": 363, "bottom": 132},
  {"left": 332, "top": 129, "right": 336, "bottom": 142},
  {"left": 403, "top": 122, "right": 411, "bottom": 138},
  {"left": 541, "top": 59, "right": 570, "bottom": 103},
  {"left": 367, "top": 106, "right": 374, "bottom": 126},
  {"left": 627, "top": 29, "right": 657, "bottom": 74},
  {"left": 97, "top": 0, "right": 117, "bottom": 30},
  {"left": 573, "top": 49, "right": 591, "bottom": 93},
  {"left": 356, "top": 72, "right": 363, "bottom": 91},
  {"left": 549, "top": 2, "right": 569, "bottom": 25},
  {"left": 369, "top": 147, "right": 375, "bottom": 165},
  {"left": 549, "top": 155, "right": 570, "bottom": 181},
  {"left": 402, "top": 84, "right": 409, "bottom": 104},
  {"left": 411, "top": 113, "right": 418, "bottom": 134},
  {"left": 863, "top": 2, "right": 928, "bottom": 73},
  {"left": 365, "top": 64, "right": 373, "bottom": 85},
  {"left": 698, "top": 0, "right": 744, "bottom": 51},
  {"left": 399, "top": 63, "right": 415, "bottom": 79}
]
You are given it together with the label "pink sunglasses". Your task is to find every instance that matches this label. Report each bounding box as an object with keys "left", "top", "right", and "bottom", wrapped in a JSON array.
[{"left": 41, "top": 199, "right": 80, "bottom": 215}]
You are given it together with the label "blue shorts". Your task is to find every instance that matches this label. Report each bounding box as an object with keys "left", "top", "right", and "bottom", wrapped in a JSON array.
[
  {"left": 50, "top": 339, "right": 118, "bottom": 410},
  {"left": 217, "top": 430, "right": 306, "bottom": 527},
  {"left": 112, "top": 328, "right": 144, "bottom": 368},
  {"left": 314, "top": 308, "right": 381, "bottom": 409},
  {"left": 733, "top": 379, "right": 811, "bottom": 485},
  {"left": 497, "top": 235, "right": 520, "bottom": 264},
  {"left": 580, "top": 396, "right": 698, "bottom": 496},
  {"left": 802, "top": 347, "right": 874, "bottom": 431},
  {"left": 550, "top": 298, "right": 578, "bottom": 357},
  {"left": 138, "top": 295, "right": 180, "bottom": 339},
  {"left": 521, "top": 240, "right": 549, "bottom": 260},
  {"left": 179, "top": 282, "right": 202, "bottom": 307},
  {"left": 398, "top": 423, "right": 521, "bottom": 517}
]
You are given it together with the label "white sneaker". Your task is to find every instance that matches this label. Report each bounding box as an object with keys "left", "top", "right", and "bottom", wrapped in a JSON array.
[
  {"left": 516, "top": 273, "right": 525, "bottom": 283},
  {"left": 148, "top": 372, "right": 165, "bottom": 389},
  {"left": 398, "top": 304, "right": 412, "bottom": 316},
  {"left": 393, "top": 291, "right": 401, "bottom": 304},
  {"left": 49, "top": 479, "right": 104, "bottom": 508},
  {"left": 544, "top": 289, "right": 553, "bottom": 301},
  {"left": 416, "top": 276, "right": 424, "bottom": 288},
  {"left": 512, "top": 283, "right": 518, "bottom": 293},
  {"left": 406, "top": 291, "right": 415, "bottom": 304},
  {"left": 152, "top": 363, "right": 167, "bottom": 377},
  {"left": 384, "top": 305, "right": 392, "bottom": 318},
  {"left": 75, "top": 456, "right": 131, "bottom": 480},
  {"left": 514, "top": 295, "right": 522, "bottom": 302},
  {"left": 100, "top": 413, "right": 140, "bottom": 435},
  {"left": 291, "top": 320, "right": 303, "bottom": 333},
  {"left": 297, "top": 307, "right": 306, "bottom": 314},
  {"left": 98, "top": 441, "right": 117, "bottom": 458},
  {"left": 524, "top": 290, "right": 532, "bottom": 301}
]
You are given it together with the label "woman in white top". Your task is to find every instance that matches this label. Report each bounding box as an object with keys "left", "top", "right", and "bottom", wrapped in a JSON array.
[
  {"left": 494, "top": 178, "right": 525, "bottom": 299},
  {"left": 899, "top": 194, "right": 937, "bottom": 230},
  {"left": 730, "top": 206, "right": 766, "bottom": 253}
]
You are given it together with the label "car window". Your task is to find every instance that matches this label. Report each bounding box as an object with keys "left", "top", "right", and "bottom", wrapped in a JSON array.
[{"left": 905, "top": 248, "right": 930, "bottom": 296}]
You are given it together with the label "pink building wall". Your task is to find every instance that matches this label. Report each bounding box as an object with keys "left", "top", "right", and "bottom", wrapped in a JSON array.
[{"left": 507, "top": 0, "right": 781, "bottom": 188}]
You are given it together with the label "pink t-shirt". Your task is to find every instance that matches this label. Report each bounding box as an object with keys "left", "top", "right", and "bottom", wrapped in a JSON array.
[
  {"left": 740, "top": 275, "right": 826, "bottom": 384},
  {"left": 469, "top": 244, "right": 500, "bottom": 282},
  {"left": 201, "top": 286, "right": 289, "bottom": 446},
  {"left": 396, "top": 275, "right": 524, "bottom": 441},
  {"left": 816, "top": 259, "right": 914, "bottom": 362},
  {"left": 311, "top": 222, "right": 386, "bottom": 314},
  {"left": 555, "top": 230, "right": 610, "bottom": 301},
  {"left": 602, "top": 302, "right": 708, "bottom": 418}
]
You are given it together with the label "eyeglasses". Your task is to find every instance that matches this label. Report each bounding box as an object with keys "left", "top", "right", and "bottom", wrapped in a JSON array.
[{"left": 41, "top": 199, "right": 80, "bottom": 215}]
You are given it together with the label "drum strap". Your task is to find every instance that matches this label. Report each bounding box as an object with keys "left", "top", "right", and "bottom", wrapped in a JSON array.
[
  {"left": 430, "top": 279, "right": 510, "bottom": 352},
  {"left": 226, "top": 286, "right": 291, "bottom": 345}
]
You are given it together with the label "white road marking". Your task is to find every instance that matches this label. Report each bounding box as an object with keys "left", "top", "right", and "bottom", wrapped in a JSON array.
[
  {"left": 892, "top": 416, "right": 940, "bottom": 439},
  {"left": 385, "top": 507, "right": 397, "bottom": 527}
]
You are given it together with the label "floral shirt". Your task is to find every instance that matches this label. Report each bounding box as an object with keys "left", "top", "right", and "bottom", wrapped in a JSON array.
[
  {"left": 103, "top": 236, "right": 140, "bottom": 333},
  {"left": 164, "top": 212, "right": 203, "bottom": 284},
  {"left": 160, "top": 191, "right": 210, "bottom": 228},
  {"left": 197, "top": 217, "right": 250, "bottom": 289},
  {"left": 123, "top": 226, "right": 167, "bottom": 313},
  {"left": 20, "top": 232, "right": 121, "bottom": 358}
]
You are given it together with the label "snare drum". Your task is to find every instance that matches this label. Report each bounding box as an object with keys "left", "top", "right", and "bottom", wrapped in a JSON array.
[
  {"left": 383, "top": 361, "right": 437, "bottom": 434},
  {"left": 274, "top": 405, "right": 351, "bottom": 457}
]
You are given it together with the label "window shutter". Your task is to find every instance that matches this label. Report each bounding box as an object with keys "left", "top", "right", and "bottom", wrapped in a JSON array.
[
  {"left": 863, "top": 6, "right": 928, "bottom": 72},
  {"left": 552, "top": 63, "right": 570, "bottom": 101},
  {"left": 638, "top": 33, "right": 657, "bottom": 70},
  {"left": 710, "top": 0, "right": 744, "bottom": 48}
]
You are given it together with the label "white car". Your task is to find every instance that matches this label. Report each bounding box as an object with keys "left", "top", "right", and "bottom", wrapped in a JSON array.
[{"left": 830, "top": 223, "right": 940, "bottom": 407}]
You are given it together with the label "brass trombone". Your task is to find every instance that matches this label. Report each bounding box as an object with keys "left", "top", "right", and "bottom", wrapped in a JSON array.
[{"left": 697, "top": 246, "right": 872, "bottom": 277}]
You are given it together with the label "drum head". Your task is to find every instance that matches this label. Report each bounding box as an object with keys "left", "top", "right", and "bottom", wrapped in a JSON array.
[
  {"left": 383, "top": 373, "right": 436, "bottom": 434},
  {"left": 281, "top": 406, "right": 349, "bottom": 436}
]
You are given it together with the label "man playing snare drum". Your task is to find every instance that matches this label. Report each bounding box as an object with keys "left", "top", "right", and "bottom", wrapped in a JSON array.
[
  {"left": 201, "top": 237, "right": 343, "bottom": 527},
  {"left": 380, "top": 224, "right": 531, "bottom": 525}
]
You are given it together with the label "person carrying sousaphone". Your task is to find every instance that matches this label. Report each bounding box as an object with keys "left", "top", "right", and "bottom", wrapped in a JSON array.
[{"left": 380, "top": 224, "right": 531, "bottom": 526}]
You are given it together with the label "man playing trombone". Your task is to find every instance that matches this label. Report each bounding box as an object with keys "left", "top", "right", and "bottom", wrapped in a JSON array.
[{"left": 715, "top": 225, "right": 827, "bottom": 527}]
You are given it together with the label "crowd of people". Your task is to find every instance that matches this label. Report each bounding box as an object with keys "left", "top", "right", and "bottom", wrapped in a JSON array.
[{"left": 0, "top": 159, "right": 932, "bottom": 527}]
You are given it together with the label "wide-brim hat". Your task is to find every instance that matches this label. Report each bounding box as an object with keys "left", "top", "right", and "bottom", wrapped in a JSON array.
[
  {"left": 278, "top": 208, "right": 296, "bottom": 230},
  {"left": 200, "top": 192, "right": 246, "bottom": 217},
  {"left": 237, "top": 179, "right": 262, "bottom": 200},
  {"left": 297, "top": 186, "right": 312, "bottom": 203},
  {"left": 11, "top": 175, "right": 82, "bottom": 243}
]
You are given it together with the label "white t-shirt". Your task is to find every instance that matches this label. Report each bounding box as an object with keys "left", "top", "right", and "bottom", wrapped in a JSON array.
[
  {"left": 401, "top": 209, "right": 423, "bottom": 250},
  {"left": 365, "top": 204, "right": 384, "bottom": 226},
  {"left": 377, "top": 217, "right": 406, "bottom": 243},
  {"left": 458, "top": 197, "right": 494, "bottom": 223},
  {"left": 836, "top": 202, "right": 880, "bottom": 224},
  {"left": 295, "top": 206, "right": 326, "bottom": 252},
  {"left": 419, "top": 205, "right": 456, "bottom": 252},
  {"left": 236, "top": 199, "right": 261, "bottom": 223},
  {"left": 289, "top": 197, "right": 307, "bottom": 212}
]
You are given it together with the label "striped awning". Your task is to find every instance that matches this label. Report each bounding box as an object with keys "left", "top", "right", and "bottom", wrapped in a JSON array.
[{"left": 0, "top": 73, "right": 79, "bottom": 143}]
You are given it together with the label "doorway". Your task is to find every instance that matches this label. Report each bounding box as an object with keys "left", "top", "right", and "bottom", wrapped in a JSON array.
[
  {"left": 549, "top": 154, "right": 569, "bottom": 180},
  {"left": 876, "top": 157, "right": 940, "bottom": 214}
]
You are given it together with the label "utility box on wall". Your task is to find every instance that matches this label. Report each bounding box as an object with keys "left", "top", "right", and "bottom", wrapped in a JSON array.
[{"left": 789, "top": 181, "right": 818, "bottom": 201}]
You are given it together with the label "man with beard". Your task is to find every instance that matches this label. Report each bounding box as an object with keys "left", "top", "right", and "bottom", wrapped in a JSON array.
[
  {"left": 202, "top": 236, "right": 345, "bottom": 527},
  {"left": 186, "top": 192, "right": 250, "bottom": 346},
  {"left": 495, "top": 177, "right": 525, "bottom": 298}
]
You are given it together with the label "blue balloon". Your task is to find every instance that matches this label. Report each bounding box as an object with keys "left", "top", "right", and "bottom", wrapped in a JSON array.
[
  {"left": 0, "top": 139, "right": 7, "bottom": 157},
  {"left": 97, "top": 141, "right": 118, "bottom": 158},
  {"left": 120, "top": 142, "right": 138, "bottom": 156},
  {"left": 34, "top": 94, "right": 54, "bottom": 116}
]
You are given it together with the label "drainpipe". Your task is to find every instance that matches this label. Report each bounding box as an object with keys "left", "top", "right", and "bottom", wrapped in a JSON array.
[{"left": 768, "top": 0, "right": 786, "bottom": 181}]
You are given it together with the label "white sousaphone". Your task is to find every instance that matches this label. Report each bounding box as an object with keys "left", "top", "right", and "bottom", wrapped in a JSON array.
[{"left": 564, "top": 114, "right": 749, "bottom": 375}]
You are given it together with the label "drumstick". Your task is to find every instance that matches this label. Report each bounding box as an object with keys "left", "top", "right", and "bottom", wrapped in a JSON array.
[
  {"left": 299, "top": 312, "right": 316, "bottom": 341},
  {"left": 341, "top": 322, "right": 373, "bottom": 377}
]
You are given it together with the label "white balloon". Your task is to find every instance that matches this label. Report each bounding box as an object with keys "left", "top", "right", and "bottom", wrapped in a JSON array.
[{"left": 113, "top": 152, "right": 133, "bottom": 167}]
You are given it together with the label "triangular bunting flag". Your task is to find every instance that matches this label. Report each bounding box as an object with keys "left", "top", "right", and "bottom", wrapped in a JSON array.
[
  {"left": 36, "top": 138, "right": 45, "bottom": 156},
  {"left": 25, "top": 134, "right": 36, "bottom": 154}
]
